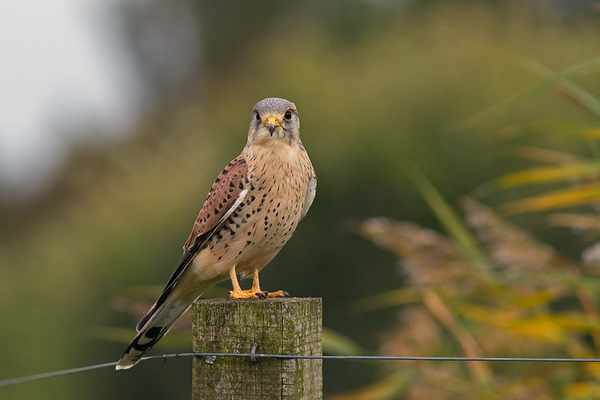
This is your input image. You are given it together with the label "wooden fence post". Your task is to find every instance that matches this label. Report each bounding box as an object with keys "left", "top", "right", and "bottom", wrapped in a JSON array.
[{"left": 192, "top": 297, "right": 322, "bottom": 400}]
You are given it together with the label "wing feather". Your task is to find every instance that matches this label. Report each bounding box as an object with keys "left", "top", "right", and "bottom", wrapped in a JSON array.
[
  {"left": 136, "top": 154, "right": 249, "bottom": 331},
  {"left": 301, "top": 166, "right": 317, "bottom": 220}
]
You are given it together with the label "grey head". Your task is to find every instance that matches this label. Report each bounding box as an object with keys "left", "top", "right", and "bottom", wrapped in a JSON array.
[{"left": 248, "top": 98, "right": 300, "bottom": 145}]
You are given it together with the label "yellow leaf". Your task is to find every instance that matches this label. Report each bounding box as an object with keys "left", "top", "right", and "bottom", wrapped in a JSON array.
[
  {"left": 495, "top": 163, "right": 600, "bottom": 189},
  {"left": 507, "top": 289, "right": 564, "bottom": 309},
  {"left": 499, "top": 184, "right": 600, "bottom": 215},
  {"left": 463, "top": 307, "right": 555, "bottom": 342},
  {"left": 464, "top": 306, "right": 600, "bottom": 344},
  {"left": 508, "top": 317, "right": 565, "bottom": 343}
]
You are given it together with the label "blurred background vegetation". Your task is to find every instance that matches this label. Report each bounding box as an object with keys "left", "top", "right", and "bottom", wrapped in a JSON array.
[{"left": 2, "top": 0, "right": 600, "bottom": 398}]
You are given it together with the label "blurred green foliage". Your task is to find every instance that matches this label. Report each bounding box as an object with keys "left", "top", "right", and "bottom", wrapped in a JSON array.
[{"left": 2, "top": 1, "right": 600, "bottom": 399}]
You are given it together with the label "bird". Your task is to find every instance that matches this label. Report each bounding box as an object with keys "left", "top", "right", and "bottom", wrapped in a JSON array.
[{"left": 116, "top": 97, "right": 317, "bottom": 370}]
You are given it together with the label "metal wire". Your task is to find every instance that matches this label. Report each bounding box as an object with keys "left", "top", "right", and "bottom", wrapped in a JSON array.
[{"left": 3, "top": 350, "right": 600, "bottom": 387}]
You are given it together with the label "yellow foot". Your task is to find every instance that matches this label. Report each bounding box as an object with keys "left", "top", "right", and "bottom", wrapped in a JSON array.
[
  {"left": 227, "top": 289, "right": 290, "bottom": 300},
  {"left": 227, "top": 289, "right": 267, "bottom": 299},
  {"left": 265, "top": 290, "right": 290, "bottom": 298}
]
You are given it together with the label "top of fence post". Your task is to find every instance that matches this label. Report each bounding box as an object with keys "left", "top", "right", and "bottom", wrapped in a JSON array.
[{"left": 192, "top": 297, "right": 322, "bottom": 400}]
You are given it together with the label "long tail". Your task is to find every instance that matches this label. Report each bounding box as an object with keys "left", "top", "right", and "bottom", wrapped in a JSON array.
[{"left": 116, "top": 297, "right": 197, "bottom": 370}]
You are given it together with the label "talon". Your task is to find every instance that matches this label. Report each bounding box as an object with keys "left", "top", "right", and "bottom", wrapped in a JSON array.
[
  {"left": 265, "top": 290, "right": 288, "bottom": 298},
  {"left": 228, "top": 289, "right": 268, "bottom": 300},
  {"left": 227, "top": 269, "right": 288, "bottom": 300}
]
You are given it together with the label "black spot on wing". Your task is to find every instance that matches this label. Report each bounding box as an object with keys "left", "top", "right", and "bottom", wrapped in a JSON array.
[{"left": 146, "top": 327, "right": 162, "bottom": 339}]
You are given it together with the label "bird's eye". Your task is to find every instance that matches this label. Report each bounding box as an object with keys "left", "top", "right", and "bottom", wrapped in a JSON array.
[
  {"left": 284, "top": 110, "right": 293, "bottom": 120},
  {"left": 254, "top": 111, "right": 261, "bottom": 121}
]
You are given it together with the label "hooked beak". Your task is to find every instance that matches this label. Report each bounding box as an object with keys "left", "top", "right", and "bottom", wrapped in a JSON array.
[{"left": 265, "top": 116, "right": 280, "bottom": 136}]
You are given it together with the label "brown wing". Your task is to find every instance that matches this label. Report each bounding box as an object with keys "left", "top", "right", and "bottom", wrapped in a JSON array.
[
  {"left": 136, "top": 154, "right": 249, "bottom": 331},
  {"left": 183, "top": 155, "right": 250, "bottom": 250},
  {"left": 301, "top": 166, "right": 317, "bottom": 220}
]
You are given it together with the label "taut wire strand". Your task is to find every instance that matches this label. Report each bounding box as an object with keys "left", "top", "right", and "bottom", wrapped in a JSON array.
[{"left": 3, "top": 352, "right": 600, "bottom": 387}]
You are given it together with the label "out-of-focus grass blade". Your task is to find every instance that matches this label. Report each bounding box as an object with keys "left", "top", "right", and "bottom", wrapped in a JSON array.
[
  {"left": 422, "top": 290, "right": 493, "bottom": 386},
  {"left": 465, "top": 306, "right": 600, "bottom": 343},
  {"left": 352, "top": 287, "right": 422, "bottom": 313},
  {"left": 499, "top": 53, "right": 600, "bottom": 118},
  {"left": 451, "top": 55, "right": 600, "bottom": 131},
  {"left": 546, "top": 213, "right": 600, "bottom": 230},
  {"left": 553, "top": 77, "right": 600, "bottom": 118},
  {"left": 404, "top": 162, "right": 492, "bottom": 275},
  {"left": 494, "top": 162, "right": 600, "bottom": 189},
  {"left": 322, "top": 327, "right": 368, "bottom": 356},
  {"left": 465, "top": 307, "right": 566, "bottom": 343},
  {"left": 509, "top": 145, "right": 583, "bottom": 164},
  {"left": 507, "top": 288, "right": 563, "bottom": 309},
  {"left": 499, "top": 183, "right": 600, "bottom": 215},
  {"left": 499, "top": 122, "right": 600, "bottom": 140},
  {"left": 499, "top": 271, "right": 600, "bottom": 295},
  {"left": 471, "top": 142, "right": 593, "bottom": 200},
  {"left": 470, "top": 148, "right": 587, "bottom": 200}
]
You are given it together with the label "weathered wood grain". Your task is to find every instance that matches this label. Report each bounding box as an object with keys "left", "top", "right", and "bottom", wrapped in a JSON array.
[{"left": 192, "top": 297, "right": 322, "bottom": 400}]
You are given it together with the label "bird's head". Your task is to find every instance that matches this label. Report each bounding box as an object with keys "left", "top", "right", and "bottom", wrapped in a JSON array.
[{"left": 248, "top": 98, "right": 300, "bottom": 145}]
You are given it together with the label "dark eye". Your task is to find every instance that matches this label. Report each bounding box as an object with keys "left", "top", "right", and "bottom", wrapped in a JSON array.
[
  {"left": 255, "top": 111, "right": 261, "bottom": 121},
  {"left": 284, "top": 110, "right": 293, "bottom": 120}
]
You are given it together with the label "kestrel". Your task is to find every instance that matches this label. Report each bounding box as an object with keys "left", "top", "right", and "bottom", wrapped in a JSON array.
[{"left": 116, "top": 97, "right": 316, "bottom": 370}]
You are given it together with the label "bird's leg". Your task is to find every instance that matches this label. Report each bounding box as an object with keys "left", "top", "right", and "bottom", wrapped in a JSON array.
[
  {"left": 248, "top": 269, "right": 264, "bottom": 295},
  {"left": 228, "top": 267, "right": 243, "bottom": 291},
  {"left": 227, "top": 268, "right": 289, "bottom": 299},
  {"left": 250, "top": 269, "right": 289, "bottom": 298},
  {"left": 248, "top": 269, "right": 289, "bottom": 298},
  {"left": 227, "top": 267, "right": 266, "bottom": 299},
  {"left": 227, "top": 267, "right": 252, "bottom": 299}
]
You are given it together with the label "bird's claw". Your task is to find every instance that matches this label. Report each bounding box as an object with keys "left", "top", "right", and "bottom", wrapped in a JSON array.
[
  {"left": 227, "top": 289, "right": 269, "bottom": 300},
  {"left": 264, "top": 290, "right": 290, "bottom": 298},
  {"left": 227, "top": 289, "right": 289, "bottom": 299}
]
